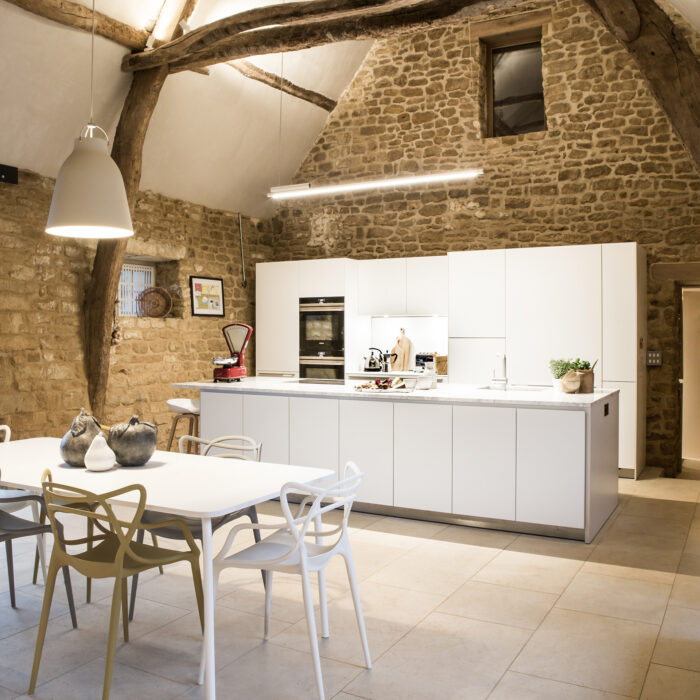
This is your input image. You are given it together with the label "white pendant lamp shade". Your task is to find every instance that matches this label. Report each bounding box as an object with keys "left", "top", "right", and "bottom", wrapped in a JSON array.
[{"left": 46, "top": 134, "right": 133, "bottom": 239}]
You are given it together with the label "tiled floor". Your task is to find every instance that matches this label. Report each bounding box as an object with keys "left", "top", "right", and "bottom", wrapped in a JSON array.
[{"left": 3, "top": 465, "right": 700, "bottom": 699}]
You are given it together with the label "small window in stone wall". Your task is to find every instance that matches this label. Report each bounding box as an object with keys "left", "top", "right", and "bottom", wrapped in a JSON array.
[
  {"left": 484, "top": 31, "right": 546, "bottom": 138},
  {"left": 119, "top": 263, "right": 155, "bottom": 316}
]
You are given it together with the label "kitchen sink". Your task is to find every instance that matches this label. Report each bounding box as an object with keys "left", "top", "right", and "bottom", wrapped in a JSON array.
[{"left": 475, "top": 384, "right": 547, "bottom": 392}]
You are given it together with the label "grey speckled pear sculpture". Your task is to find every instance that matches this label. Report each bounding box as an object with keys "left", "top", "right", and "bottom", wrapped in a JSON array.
[
  {"left": 107, "top": 415, "right": 158, "bottom": 467},
  {"left": 60, "top": 408, "right": 102, "bottom": 467}
]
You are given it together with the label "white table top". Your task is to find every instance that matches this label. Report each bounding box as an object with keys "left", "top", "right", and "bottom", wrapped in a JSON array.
[{"left": 0, "top": 437, "right": 333, "bottom": 519}]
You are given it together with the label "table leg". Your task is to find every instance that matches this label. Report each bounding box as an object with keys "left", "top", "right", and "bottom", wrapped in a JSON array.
[{"left": 201, "top": 517, "right": 216, "bottom": 700}]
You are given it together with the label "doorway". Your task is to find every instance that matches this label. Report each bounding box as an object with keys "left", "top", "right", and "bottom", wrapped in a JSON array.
[{"left": 682, "top": 287, "right": 700, "bottom": 466}]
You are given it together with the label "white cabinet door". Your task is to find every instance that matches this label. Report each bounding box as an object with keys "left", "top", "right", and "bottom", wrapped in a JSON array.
[
  {"left": 516, "top": 408, "right": 585, "bottom": 529},
  {"left": 256, "top": 261, "right": 299, "bottom": 374},
  {"left": 339, "top": 399, "right": 393, "bottom": 505},
  {"left": 357, "top": 258, "right": 406, "bottom": 315},
  {"left": 298, "top": 258, "right": 347, "bottom": 298},
  {"left": 602, "top": 243, "right": 638, "bottom": 382},
  {"left": 506, "top": 245, "right": 602, "bottom": 386},
  {"left": 448, "top": 250, "right": 505, "bottom": 337},
  {"left": 243, "top": 394, "right": 289, "bottom": 465},
  {"left": 453, "top": 406, "right": 516, "bottom": 520},
  {"left": 289, "top": 397, "right": 339, "bottom": 472},
  {"left": 200, "top": 391, "right": 242, "bottom": 454},
  {"left": 603, "top": 381, "right": 637, "bottom": 472},
  {"left": 406, "top": 256, "right": 448, "bottom": 316},
  {"left": 448, "top": 338, "right": 505, "bottom": 385},
  {"left": 394, "top": 402, "right": 452, "bottom": 512}
]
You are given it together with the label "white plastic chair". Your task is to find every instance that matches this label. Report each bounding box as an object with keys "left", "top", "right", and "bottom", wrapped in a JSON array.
[
  {"left": 0, "top": 425, "right": 48, "bottom": 583},
  {"left": 201, "top": 461, "right": 371, "bottom": 700}
]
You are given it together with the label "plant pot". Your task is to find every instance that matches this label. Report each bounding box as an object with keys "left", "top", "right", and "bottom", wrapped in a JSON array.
[
  {"left": 552, "top": 378, "right": 563, "bottom": 391},
  {"left": 576, "top": 369, "right": 594, "bottom": 393}
]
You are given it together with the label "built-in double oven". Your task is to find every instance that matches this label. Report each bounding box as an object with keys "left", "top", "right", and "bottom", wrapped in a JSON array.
[{"left": 299, "top": 297, "right": 344, "bottom": 380}]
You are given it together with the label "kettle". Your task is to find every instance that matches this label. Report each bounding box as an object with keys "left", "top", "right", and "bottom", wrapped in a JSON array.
[{"left": 364, "top": 348, "right": 383, "bottom": 372}]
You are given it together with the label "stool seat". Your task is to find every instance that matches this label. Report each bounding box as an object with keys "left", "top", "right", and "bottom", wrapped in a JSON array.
[{"left": 167, "top": 398, "right": 200, "bottom": 415}]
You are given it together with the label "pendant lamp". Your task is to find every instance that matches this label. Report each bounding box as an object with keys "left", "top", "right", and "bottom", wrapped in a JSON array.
[{"left": 46, "top": 1, "right": 132, "bottom": 239}]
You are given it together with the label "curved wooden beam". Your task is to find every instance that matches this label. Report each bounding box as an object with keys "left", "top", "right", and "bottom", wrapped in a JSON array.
[
  {"left": 228, "top": 60, "right": 337, "bottom": 111},
  {"left": 4, "top": 0, "right": 149, "bottom": 49},
  {"left": 586, "top": 0, "right": 700, "bottom": 173}
]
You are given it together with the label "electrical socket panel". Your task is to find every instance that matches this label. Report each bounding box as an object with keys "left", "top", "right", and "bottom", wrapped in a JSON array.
[{"left": 647, "top": 351, "right": 663, "bottom": 366}]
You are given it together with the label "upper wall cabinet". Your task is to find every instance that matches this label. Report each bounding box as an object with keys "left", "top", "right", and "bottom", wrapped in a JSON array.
[
  {"left": 448, "top": 250, "right": 505, "bottom": 337},
  {"left": 406, "top": 256, "right": 448, "bottom": 316},
  {"left": 256, "top": 261, "right": 299, "bottom": 374},
  {"left": 505, "top": 244, "right": 603, "bottom": 386},
  {"left": 358, "top": 256, "right": 448, "bottom": 316},
  {"left": 358, "top": 258, "right": 407, "bottom": 315},
  {"left": 298, "top": 258, "right": 348, "bottom": 298},
  {"left": 602, "top": 243, "right": 646, "bottom": 383}
]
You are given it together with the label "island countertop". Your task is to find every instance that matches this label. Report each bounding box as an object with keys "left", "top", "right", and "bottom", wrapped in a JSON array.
[{"left": 174, "top": 377, "right": 618, "bottom": 409}]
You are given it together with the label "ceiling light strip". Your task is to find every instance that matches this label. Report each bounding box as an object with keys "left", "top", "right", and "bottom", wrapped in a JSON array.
[{"left": 268, "top": 169, "right": 484, "bottom": 200}]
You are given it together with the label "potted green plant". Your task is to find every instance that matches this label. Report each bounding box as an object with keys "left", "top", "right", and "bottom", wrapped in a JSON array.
[{"left": 549, "top": 358, "right": 593, "bottom": 392}]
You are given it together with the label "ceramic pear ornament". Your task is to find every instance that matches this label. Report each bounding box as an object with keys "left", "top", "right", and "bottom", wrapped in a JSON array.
[
  {"left": 60, "top": 408, "right": 102, "bottom": 467},
  {"left": 84, "top": 432, "right": 116, "bottom": 472},
  {"left": 107, "top": 415, "right": 158, "bottom": 466}
]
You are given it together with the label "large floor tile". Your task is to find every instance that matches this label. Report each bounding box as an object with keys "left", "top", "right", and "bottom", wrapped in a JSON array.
[
  {"left": 430, "top": 524, "right": 517, "bottom": 549},
  {"left": 488, "top": 670, "right": 632, "bottom": 699},
  {"left": 345, "top": 612, "right": 530, "bottom": 700},
  {"left": 365, "top": 516, "right": 448, "bottom": 539},
  {"left": 506, "top": 534, "right": 594, "bottom": 561},
  {"left": 0, "top": 685, "right": 17, "bottom": 700},
  {"left": 603, "top": 514, "right": 690, "bottom": 543},
  {"left": 585, "top": 538, "right": 682, "bottom": 582},
  {"left": 669, "top": 552, "right": 700, "bottom": 610},
  {"left": 511, "top": 608, "right": 658, "bottom": 697},
  {"left": 437, "top": 580, "right": 556, "bottom": 630},
  {"left": 13, "top": 656, "right": 189, "bottom": 700},
  {"left": 271, "top": 581, "right": 443, "bottom": 667},
  {"left": 622, "top": 497, "right": 695, "bottom": 524},
  {"left": 652, "top": 605, "right": 700, "bottom": 672},
  {"left": 0, "top": 587, "right": 71, "bottom": 641},
  {"left": 367, "top": 539, "right": 498, "bottom": 596},
  {"left": 183, "top": 642, "right": 360, "bottom": 700},
  {"left": 640, "top": 663, "right": 700, "bottom": 699},
  {"left": 556, "top": 571, "right": 671, "bottom": 624},
  {"left": 472, "top": 549, "right": 583, "bottom": 595}
]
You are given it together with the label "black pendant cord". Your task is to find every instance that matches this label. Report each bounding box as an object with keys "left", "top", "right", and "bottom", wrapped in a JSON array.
[{"left": 238, "top": 213, "right": 247, "bottom": 288}]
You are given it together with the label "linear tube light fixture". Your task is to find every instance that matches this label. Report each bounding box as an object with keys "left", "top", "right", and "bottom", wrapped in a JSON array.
[{"left": 268, "top": 169, "right": 484, "bottom": 200}]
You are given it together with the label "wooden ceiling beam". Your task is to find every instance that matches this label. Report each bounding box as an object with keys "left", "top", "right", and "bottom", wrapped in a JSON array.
[
  {"left": 227, "top": 60, "right": 337, "bottom": 112},
  {"left": 4, "top": 0, "right": 149, "bottom": 49},
  {"left": 585, "top": 0, "right": 700, "bottom": 173}
]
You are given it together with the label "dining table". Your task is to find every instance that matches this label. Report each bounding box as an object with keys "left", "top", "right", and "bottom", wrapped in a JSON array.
[{"left": 0, "top": 437, "right": 334, "bottom": 699}]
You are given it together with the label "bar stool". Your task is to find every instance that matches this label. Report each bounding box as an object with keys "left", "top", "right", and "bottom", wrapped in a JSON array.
[{"left": 165, "top": 398, "right": 200, "bottom": 452}]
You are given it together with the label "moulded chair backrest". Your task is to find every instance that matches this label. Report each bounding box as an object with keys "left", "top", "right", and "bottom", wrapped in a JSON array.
[
  {"left": 42, "top": 477, "right": 147, "bottom": 572},
  {"left": 178, "top": 434, "right": 262, "bottom": 461},
  {"left": 280, "top": 462, "right": 363, "bottom": 553},
  {"left": 0, "top": 425, "right": 10, "bottom": 443}
]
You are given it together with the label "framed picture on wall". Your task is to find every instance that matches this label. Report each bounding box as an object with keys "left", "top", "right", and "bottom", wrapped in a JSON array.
[{"left": 189, "top": 276, "right": 225, "bottom": 317}]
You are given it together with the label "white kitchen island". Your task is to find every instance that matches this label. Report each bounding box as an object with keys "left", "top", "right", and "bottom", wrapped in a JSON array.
[{"left": 175, "top": 378, "right": 620, "bottom": 543}]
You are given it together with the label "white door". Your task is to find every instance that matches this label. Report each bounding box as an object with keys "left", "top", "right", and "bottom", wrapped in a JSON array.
[
  {"left": 200, "top": 391, "right": 242, "bottom": 453},
  {"left": 298, "top": 258, "right": 347, "bottom": 298},
  {"left": 516, "top": 408, "right": 585, "bottom": 529},
  {"left": 394, "top": 402, "right": 452, "bottom": 512},
  {"left": 453, "top": 406, "right": 516, "bottom": 520},
  {"left": 289, "top": 397, "right": 339, "bottom": 472},
  {"left": 448, "top": 249, "right": 506, "bottom": 337},
  {"left": 682, "top": 288, "right": 700, "bottom": 462},
  {"left": 448, "top": 338, "right": 505, "bottom": 385},
  {"left": 256, "top": 261, "right": 299, "bottom": 374},
  {"left": 243, "top": 394, "right": 289, "bottom": 464},
  {"left": 406, "top": 256, "right": 448, "bottom": 316},
  {"left": 339, "top": 399, "right": 393, "bottom": 505},
  {"left": 602, "top": 243, "right": 638, "bottom": 382},
  {"left": 357, "top": 258, "right": 406, "bottom": 315},
  {"left": 506, "top": 245, "right": 602, "bottom": 386}
]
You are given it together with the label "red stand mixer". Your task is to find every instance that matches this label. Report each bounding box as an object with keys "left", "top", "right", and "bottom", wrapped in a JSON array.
[{"left": 212, "top": 323, "right": 253, "bottom": 382}]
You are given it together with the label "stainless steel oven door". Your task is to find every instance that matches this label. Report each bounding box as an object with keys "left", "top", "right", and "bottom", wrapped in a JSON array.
[{"left": 299, "top": 356, "right": 345, "bottom": 380}]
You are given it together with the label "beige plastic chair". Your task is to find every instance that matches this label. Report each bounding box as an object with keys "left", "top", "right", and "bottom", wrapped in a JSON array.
[
  {"left": 128, "top": 434, "right": 264, "bottom": 621},
  {"left": 29, "top": 472, "right": 204, "bottom": 700},
  {"left": 202, "top": 461, "right": 371, "bottom": 700}
]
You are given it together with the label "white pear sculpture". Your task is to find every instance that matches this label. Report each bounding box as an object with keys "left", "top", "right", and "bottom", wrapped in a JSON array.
[{"left": 84, "top": 431, "right": 116, "bottom": 472}]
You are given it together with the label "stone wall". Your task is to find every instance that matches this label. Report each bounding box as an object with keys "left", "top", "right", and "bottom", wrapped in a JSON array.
[
  {"left": 273, "top": 0, "right": 700, "bottom": 472},
  {"left": 0, "top": 170, "right": 273, "bottom": 447}
]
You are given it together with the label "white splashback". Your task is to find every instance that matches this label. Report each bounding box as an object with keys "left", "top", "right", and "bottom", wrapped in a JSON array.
[{"left": 370, "top": 316, "right": 448, "bottom": 357}]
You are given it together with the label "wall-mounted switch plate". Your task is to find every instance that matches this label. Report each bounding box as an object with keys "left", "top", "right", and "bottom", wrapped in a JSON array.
[
  {"left": 0, "top": 164, "right": 18, "bottom": 184},
  {"left": 647, "top": 350, "right": 662, "bottom": 366}
]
